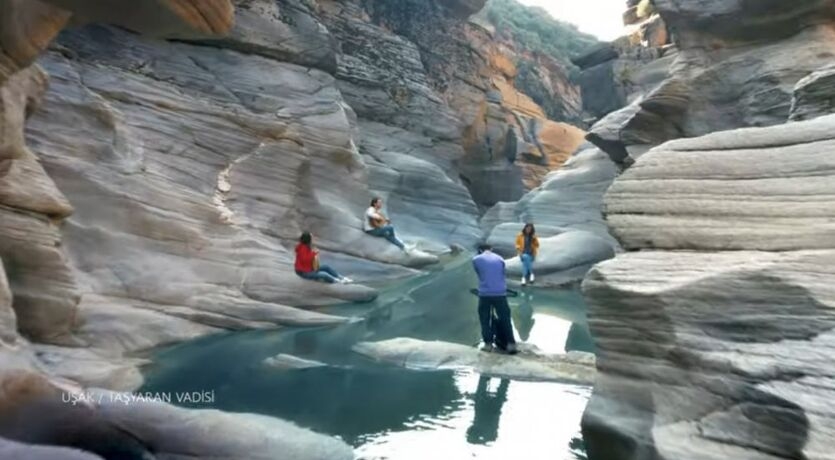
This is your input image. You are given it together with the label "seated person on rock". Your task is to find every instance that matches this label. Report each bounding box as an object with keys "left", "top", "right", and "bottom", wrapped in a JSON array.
[
  {"left": 472, "top": 243, "right": 518, "bottom": 355},
  {"left": 515, "top": 223, "right": 539, "bottom": 286},
  {"left": 363, "top": 197, "right": 407, "bottom": 251},
  {"left": 295, "top": 232, "right": 352, "bottom": 284}
]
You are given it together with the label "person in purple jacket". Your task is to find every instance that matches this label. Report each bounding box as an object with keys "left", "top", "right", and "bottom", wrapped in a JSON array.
[{"left": 472, "top": 243, "right": 518, "bottom": 354}]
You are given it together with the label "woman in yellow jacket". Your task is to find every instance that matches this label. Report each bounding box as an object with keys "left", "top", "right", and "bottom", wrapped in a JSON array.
[{"left": 515, "top": 223, "right": 539, "bottom": 285}]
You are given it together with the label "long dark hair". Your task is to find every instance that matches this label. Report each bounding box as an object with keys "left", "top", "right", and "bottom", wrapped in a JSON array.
[
  {"left": 522, "top": 223, "right": 535, "bottom": 236},
  {"left": 299, "top": 231, "right": 312, "bottom": 246}
]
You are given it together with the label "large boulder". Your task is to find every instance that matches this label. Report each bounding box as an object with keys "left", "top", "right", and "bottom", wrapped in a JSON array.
[
  {"left": 582, "top": 112, "right": 835, "bottom": 460},
  {"left": 482, "top": 147, "right": 621, "bottom": 284},
  {"left": 505, "top": 231, "right": 616, "bottom": 287},
  {"left": 583, "top": 249, "right": 835, "bottom": 460}
]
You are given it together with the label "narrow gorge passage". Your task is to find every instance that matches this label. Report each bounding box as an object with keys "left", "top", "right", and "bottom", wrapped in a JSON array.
[{"left": 141, "top": 257, "right": 595, "bottom": 460}]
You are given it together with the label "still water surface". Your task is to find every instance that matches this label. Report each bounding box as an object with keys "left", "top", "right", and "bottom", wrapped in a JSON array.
[{"left": 142, "top": 257, "right": 594, "bottom": 459}]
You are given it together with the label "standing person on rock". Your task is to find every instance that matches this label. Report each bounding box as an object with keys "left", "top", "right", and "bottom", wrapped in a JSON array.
[
  {"left": 472, "top": 243, "right": 518, "bottom": 354},
  {"left": 295, "top": 232, "right": 352, "bottom": 284},
  {"left": 363, "top": 197, "right": 408, "bottom": 251},
  {"left": 516, "top": 223, "right": 539, "bottom": 286}
]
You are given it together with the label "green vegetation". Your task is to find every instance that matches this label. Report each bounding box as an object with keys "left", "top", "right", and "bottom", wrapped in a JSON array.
[{"left": 484, "top": 0, "right": 601, "bottom": 68}]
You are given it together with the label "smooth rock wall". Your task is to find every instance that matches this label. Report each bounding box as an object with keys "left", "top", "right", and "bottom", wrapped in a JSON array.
[{"left": 582, "top": 108, "right": 835, "bottom": 460}]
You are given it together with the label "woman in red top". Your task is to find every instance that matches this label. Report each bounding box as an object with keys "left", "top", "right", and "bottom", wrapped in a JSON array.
[{"left": 295, "top": 232, "right": 352, "bottom": 284}]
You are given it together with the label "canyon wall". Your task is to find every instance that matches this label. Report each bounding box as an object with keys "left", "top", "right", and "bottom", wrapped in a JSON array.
[
  {"left": 582, "top": 1, "right": 835, "bottom": 459},
  {"left": 2, "top": 0, "right": 593, "bottom": 393}
]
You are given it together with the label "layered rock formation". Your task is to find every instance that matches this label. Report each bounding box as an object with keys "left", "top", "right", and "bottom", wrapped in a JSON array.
[
  {"left": 584, "top": 114, "right": 835, "bottom": 460},
  {"left": 2, "top": 0, "right": 597, "bottom": 408},
  {"left": 482, "top": 146, "right": 621, "bottom": 286},
  {"left": 340, "top": 0, "right": 590, "bottom": 209},
  {"left": 587, "top": 0, "right": 835, "bottom": 165},
  {"left": 580, "top": 1, "right": 835, "bottom": 458}
]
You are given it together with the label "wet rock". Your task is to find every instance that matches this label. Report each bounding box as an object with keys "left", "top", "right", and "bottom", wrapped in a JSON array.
[
  {"left": 353, "top": 337, "right": 596, "bottom": 385},
  {"left": 505, "top": 231, "right": 616, "bottom": 287},
  {"left": 790, "top": 64, "right": 835, "bottom": 121},
  {"left": 264, "top": 353, "right": 328, "bottom": 370}
]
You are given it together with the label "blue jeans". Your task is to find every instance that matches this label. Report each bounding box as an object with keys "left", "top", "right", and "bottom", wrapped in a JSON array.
[
  {"left": 478, "top": 296, "right": 516, "bottom": 350},
  {"left": 521, "top": 253, "right": 535, "bottom": 281},
  {"left": 366, "top": 225, "right": 405, "bottom": 250},
  {"left": 296, "top": 265, "right": 341, "bottom": 284}
]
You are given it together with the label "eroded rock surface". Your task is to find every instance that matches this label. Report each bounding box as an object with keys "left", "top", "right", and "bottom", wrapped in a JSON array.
[
  {"left": 582, "top": 109, "right": 835, "bottom": 460},
  {"left": 605, "top": 114, "right": 835, "bottom": 251},
  {"left": 483, "top": 147, "right": 621, "bottom": 284},
  {"left": 588, "top": 0, "right": 835, "bottom": 163}
]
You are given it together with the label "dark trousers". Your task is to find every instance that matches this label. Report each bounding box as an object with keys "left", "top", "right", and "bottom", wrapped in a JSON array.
[{"left": 478, "top": 296, "right": 516, "bottom": 349}]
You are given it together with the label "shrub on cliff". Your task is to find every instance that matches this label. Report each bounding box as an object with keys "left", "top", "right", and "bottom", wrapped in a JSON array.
[{"left": 485, "top": 0, "right": 600, "bottom": 68}]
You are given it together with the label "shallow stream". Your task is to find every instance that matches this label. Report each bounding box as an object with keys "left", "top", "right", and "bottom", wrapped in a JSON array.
[{"left": 142, "top": 257, "right": 594, "bottom": 459}]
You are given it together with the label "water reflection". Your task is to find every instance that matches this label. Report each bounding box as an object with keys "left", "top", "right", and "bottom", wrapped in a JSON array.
[
  {"left": 467, "top": 377, "right": 510, "bottom": 445},
  {"left": 142, "top": 256, "right": 595, "bottom": 458},
  {"left": 512, "top": 292, "right": 535, "bottom": 341}
]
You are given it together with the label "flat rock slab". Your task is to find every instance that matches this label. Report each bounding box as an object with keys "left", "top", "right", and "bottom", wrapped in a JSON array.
[
  {"left": 263, "top": 353, "right": 328, "bottom": 370},
  {"left": 353, "top": 338, "right": 595, "bottom": 385}
]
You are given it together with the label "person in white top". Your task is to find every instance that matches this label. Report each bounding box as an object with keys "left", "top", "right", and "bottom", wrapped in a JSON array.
[{"left": 363, "top": 197, "right": 406, "bottom": 250}]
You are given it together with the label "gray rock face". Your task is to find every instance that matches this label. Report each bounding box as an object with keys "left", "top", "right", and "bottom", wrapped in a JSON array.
[
  {"left": 605, "top": 114, "right": 835, "bottom": 251},
  {"left": 790, "top": 64, "right": 835, "bottom": 121},
  {"left": 582, "top": 114, "right": 835, "bottom": 460},
  {"left": 354, "top": 337, "right": 596, "bottom": 385},
  {"left": 584, "top": 249, "right": 835, "bottom": 460},
  {"left": 482, "top": 148, "right": 621, "bottom": 284},
  {"left": 589, "top": 1, "right": 835, "bottom": 161},
  {"left": 505, "top": 231, "right": 616, "bottom": 287},
  {"left": 198, "top": 0, "right": 337, "bottom": 72}
]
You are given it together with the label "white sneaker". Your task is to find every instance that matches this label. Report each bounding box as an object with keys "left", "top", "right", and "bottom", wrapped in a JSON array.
[
  {"left": 520, "top": 276, "right": 527, "bottom": 286},
  {"left": 479, "top": 343, "right": 494, "bottom": 353},
  {"left": 529, "top": 273, "right": 535, "bottom": 283},
  {"left": 340, "top": 277, "right": 354, "bottom": 284}
]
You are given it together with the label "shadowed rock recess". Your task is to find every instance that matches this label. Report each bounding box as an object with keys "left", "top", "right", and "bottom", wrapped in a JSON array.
[{"left": 580, "top": 1, "right": 835, "bottom": 459}]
